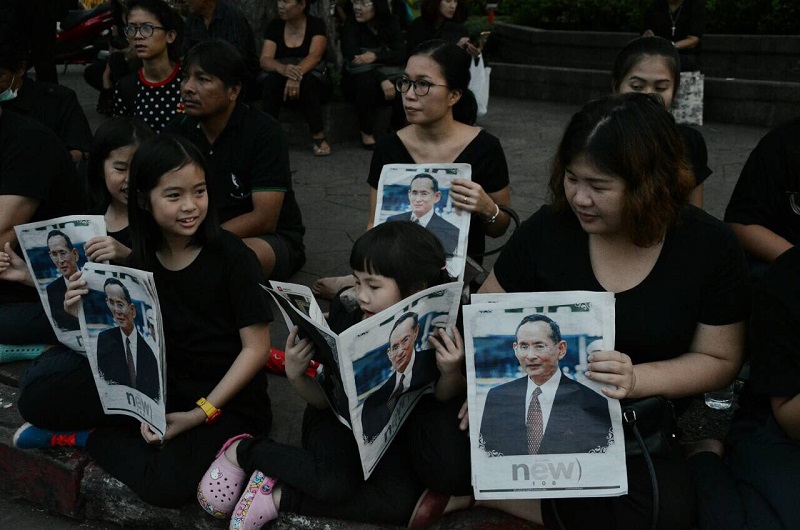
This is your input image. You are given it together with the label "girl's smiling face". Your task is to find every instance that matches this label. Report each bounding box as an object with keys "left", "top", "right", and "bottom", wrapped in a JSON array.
[
  {"left": 353, "top": 269, "right": 402, "bottom": 319},
  {"left": 148, "top": 162, "right": 208, "bottom": 242},
  {"left": 103, "top": 144, "right": 136, "bottom": 207}
]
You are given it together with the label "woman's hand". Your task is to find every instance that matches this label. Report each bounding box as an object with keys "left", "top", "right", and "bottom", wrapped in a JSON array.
[
  {"left": 456, "top": 37, "right": 480, "bottom": 57},
  {"left": 450, "top": 178, "right": 495, "bottom": 219},
  {"left": 85, "top": 236, "right": 131, "bottom": 264},
  {"left": 141, "top": 408, "right": 205, "bottom": 444},
  {"left": 64, "top": 271, "right": 88, "bottom": 318},
  {"left": 458, "top": 399, "right": 469, "bottom": 431},
  {"left": 284, "top": 326, "right": 315, "bottom": 381},
  {"left": 284, "top": 78, "right": 302, "bottom": 101},
  {"left": 586, "top": 350, "right": 637, "bottom": 399},
  {"left": 280, "top": 63, "right": 303, "bottom": 81},
  {"left": 429, "top": 327, "right": 464, "bottom": 377},
  {"left": 380, "top": 79, "right": 396, "bottom": 101},
  {"left": 352, "top": 51, "right": 377, "bottom": 65},
  {"left": 0, "top": 242, "right": 33, "bottom": 285}
]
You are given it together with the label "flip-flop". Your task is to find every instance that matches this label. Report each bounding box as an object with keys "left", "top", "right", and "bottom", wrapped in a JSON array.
[{"left": 312, "top": 137, "right": 331, "bottom": 156}]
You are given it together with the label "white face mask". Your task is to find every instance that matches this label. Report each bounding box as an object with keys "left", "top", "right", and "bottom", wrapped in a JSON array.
[{"left": 0, "top": 75, "right": 18, "bottom": 103}]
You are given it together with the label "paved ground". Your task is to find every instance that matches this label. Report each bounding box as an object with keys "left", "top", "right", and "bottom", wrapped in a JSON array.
[{"left": 0, "top": 65, "right": 771, "bottom": 528}]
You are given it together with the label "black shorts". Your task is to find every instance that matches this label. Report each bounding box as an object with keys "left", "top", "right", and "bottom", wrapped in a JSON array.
[{"left": 257, "top": 230, "right": 305, "bottom": 281}]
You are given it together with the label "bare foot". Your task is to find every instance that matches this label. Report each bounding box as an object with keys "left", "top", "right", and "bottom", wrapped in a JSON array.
[
  {"left": 683, "top": 438, "right": 724, "bottom": 459},
  {"left": 312, "top": 275, "right": 355, "bottom": 300},
  {"left": 224, "top": 439, "right": 241, "bottom": 467},
  {"left": 361, "top": 132, "right": 376, "bottom": 149}
]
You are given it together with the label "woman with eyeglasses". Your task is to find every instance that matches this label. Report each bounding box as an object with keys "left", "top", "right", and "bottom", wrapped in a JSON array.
[
  {"left": 261, "top": 0, "right": 332, "bottom": 156},
  {"left": 113, "top": 0, "right": 184, "bottom": 133},
  {"left": 405, "top": 0, "right": 478, "bottom": 60},
  {"left": 313, "top": 39, "right": 511, "bottom": 299},
  {"left": 340, "top": 0, "right": 404, "bottom": 149}
]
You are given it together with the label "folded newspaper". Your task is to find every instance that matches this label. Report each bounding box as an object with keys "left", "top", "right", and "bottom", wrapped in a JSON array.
[
  {"left": 465, "top": 291, "right": 627, "bottom": 499},
  {"left": 372, "top": 164, "right": 472, "bottom": 281},
  {"left": 267, "top": 280, "right": 462, "bottom": 478},
  {"left": 14, "top": 215, "right": 107, "bottom": 352},
  {"left": 78, "top": 262, "right": 167, "bottom": 438}
]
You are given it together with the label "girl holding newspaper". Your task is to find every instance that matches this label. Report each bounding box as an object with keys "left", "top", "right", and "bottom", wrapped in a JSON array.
[
  {"left": 428, "top": 93, "right": 749, "bottom": 529},
  {"left": 12, "top": 134, "right": 273, "bottom": 509},
  {"left": 0, "top": 117, "right": 153, "bottom": 361},
  {"left": 197, "top": 221, "right": 470, "bottom": 528}
]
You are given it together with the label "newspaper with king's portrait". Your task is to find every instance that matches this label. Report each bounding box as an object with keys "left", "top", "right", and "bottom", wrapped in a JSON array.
[
  {"left": 266, "top": 281, "right": 463, "bottom": 479},
  {"left": 14, "top": 215, "right": 107, "bottom": 352},
  {"left": 465, "top": 291, "right": 627, "bottom": 500},
  {"left": 373, "top": 164, "right": 471, "bottom": 281},
  {"left": 78, "top": 262, "right": 167, "bottom": 438}
]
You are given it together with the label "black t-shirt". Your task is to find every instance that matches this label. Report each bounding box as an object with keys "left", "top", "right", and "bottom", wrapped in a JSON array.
[
  {"left": 679, "top": 124, "right": 711, "bottom": 186},
  {"left": 749, "top": 246, "right": 800, "bottom": 400},
  {"left": 113, "top": 64, "right": 183, "bottom": 134},
  {"left": 493, "top": 205, "right": 750, "bottom": 367},
  {"left": 724, "top": 118, "right": 800, "bottom": 248},
  {"left": 153, "top": 230, "right": 273, "bottom": 424},
  {"left": 367, "top": 130, "right": 509, "bottom": 257},
  {"left": 340, "top": 16, "right": 404, "bottom": 66},
  {"left": 644, "top": 0, "right": 706, "bottom": 43},
  {"left": 264, "top": 15, "right": 327, "bottom": 61},
  {"left": 0, "top": 110, "right": 85, "bottom": 303},
  {"left": 164, "top": 102, "right": 305, "bottom": 244}
]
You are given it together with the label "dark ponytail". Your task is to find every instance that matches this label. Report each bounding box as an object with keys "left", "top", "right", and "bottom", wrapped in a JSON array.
[{"left": 411, "top": 39, "right": 477, "bottom": 125}]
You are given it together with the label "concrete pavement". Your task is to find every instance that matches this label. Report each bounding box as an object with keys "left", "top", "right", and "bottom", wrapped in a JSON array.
[{"left": 0, "top": 65, "right": 771, "bottom": 528}]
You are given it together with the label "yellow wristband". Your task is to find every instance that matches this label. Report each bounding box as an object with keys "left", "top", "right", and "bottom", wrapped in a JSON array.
[{"left": 196, "top": 397, "right": 218, "bottom": 418}]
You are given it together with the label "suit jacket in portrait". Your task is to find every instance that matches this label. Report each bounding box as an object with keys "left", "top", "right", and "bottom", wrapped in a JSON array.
[
  {"left": 360, "top": 348, "right": 438, "bottom": 442},
  {"left": 386, "top": 212, "right": 460, "bottom": 256},
  {"left": 479, "top": 374, "right": 612, "bottom": 456},
  {"left": 46, "top": 276, "right": 79, "bottom": 331},
  {"left": 96, "top": 328, "right": 160, "bottom": 402}
]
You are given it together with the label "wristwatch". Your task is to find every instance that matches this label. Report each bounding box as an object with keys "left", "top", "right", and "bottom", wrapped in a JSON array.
[{"left": 196, "top": 397, "right": 222, "bottom": 424}]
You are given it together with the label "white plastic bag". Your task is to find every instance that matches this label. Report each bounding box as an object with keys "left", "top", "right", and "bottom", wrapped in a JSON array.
[{"left": 469, "top": 55, "right": 491, "bottom": 117}]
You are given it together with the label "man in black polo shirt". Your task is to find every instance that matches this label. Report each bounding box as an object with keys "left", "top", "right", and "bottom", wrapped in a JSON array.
[
  {"left": 0, "top": 106, "right": 85, "bottom": 345},
  {"left": 165, "top": 40, "right": 305, "bottom": 280}
]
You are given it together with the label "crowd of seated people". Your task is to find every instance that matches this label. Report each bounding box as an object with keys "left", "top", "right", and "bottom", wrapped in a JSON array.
[{"left": 1, "top": 1, "right": 799, "bottom": 529}]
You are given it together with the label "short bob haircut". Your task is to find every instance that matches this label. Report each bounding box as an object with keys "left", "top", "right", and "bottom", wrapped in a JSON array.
[
  {"left": 87, "top": 117, "right": 154, "bottom": 208},
  {"left": 125, "top": 0, "right": 184, "bottom": 62},
  {"left": 612, "top": 36, "right": 682, "bottom": 99},
  {"left": 349, "top": 221, "right": 451, "bottom": 299},
  {"left": 419, "top": 0, "right": 467, "bottom": 23},
  {"left": 127, "top": 134, "right": 220, "bottom": 269},
  {"left": 184, "top": 39, "right": 244, "bottom": 89},
  {"left": 410, "top": 40, "right": 477, "bottom": 126},
  {"left": 549, "top": 92, "right": 694, "bottom": 247}
]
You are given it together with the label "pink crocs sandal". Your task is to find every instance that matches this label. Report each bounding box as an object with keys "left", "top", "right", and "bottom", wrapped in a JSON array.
[
  {"left": 229, "top": 470, "right": 278, "bottom": 530},
  {"left": 197, "top": 433, "right": 252, "bottom": 518}
]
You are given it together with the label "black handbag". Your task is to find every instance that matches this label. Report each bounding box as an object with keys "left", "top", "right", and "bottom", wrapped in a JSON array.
[{"left": 621, "top": 396, "right": 678, "bottom": 530}]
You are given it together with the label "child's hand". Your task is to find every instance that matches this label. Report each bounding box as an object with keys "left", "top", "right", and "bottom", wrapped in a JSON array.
[
  {"left": 458, "top": 399, "right": 469, "bottom": 431},
  {"left": 429, "top": 326, "right": 465, "bottom": 376},
  {"left": 284, "top": 326, "right": 316, "bottom": 381},
  {"left": 85, "top": 236, "right": 131, "bottom": 264},
  {"left": 0, "top": 242, "right": 32, "bottom": 284},
  {"left": 64, "top": 271, "right": 88, "bottom": 317},
  {"left": 141, "top": 409, "right": 204, "bottom": 444}
]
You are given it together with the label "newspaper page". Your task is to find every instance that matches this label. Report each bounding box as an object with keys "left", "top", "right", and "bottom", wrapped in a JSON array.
[
  {"left": 341, "top": 281, "right": 462, "bottom": 478},
  {"left": 265, "top": 286, "right": 351, "bottom": 427},
  {"left": 14, "top": 215, "right": 107, "bottom": 352},
  {"left": 464, "top": 291, "right": 627, "bottom": 500},
  {"left": 372, "top": 164, "right": 471, "bottom": 281},
  {"left": 79, "top": 263, "right": 167, "bottom": 438},
  {"left": 268, "top": 280, "right": 328, "bottom": 330}
]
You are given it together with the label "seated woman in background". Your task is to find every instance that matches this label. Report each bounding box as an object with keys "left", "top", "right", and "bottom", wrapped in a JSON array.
[
  {"left": 313, "top": 41, "right": 511, "bottom": 299},
  {"left": 340, "top": 0, "right": 404, "bottom": 149},
  {"left": 405, "top": 0, "right": 479, "bottom": 59},
  {"left": 113, "top": 0, "right": 184, "bottom": 133},
  {"left": 423, "top": 93, "right": 750, "bottom": 529},
  {"left": 261, "top": 0, "right": 331, "bottom": 156},
  {"left": 642, "top": 0, "right": 706, "bottom": 71},
  {"left": 612, "top": 36, "right": 711, "bottom": 207}
]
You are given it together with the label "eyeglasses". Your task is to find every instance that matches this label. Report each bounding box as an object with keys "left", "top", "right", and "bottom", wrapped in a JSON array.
[
  {"left": 387, "top": 335, "right": 413, "bottom": 356},
  {"left": 352, "top": 0, "right": 373, "bottom": 7},
  {"left": 514, "top": 342, "right": 552, "bottom": 354},
  {"left": 408, "top": 190, "right": 433, "bottom": 199},
  {"left": 123, "top": 23, "right": 167, "bottom": 38},
  {"left": 787, "top": 191, "right": 800, "bottom": 215},
  {"left": 395, "top": 77, "right": 448, "bottom": 97},
  {"left": 106, "top": 299, "right": 131, "bottom": 311},
  {"left": 48, "top": 250, "right": 71, "bottom": 260}
]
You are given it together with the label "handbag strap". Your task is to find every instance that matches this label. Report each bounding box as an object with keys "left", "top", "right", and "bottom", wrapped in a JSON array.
[{"left": 623, "top": 408, "right": 659, "bottom": 530}]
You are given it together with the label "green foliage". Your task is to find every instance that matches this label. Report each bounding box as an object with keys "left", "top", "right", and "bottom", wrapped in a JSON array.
[{"left": 501, "top": 0, "right": 799, "bottom": 34}]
